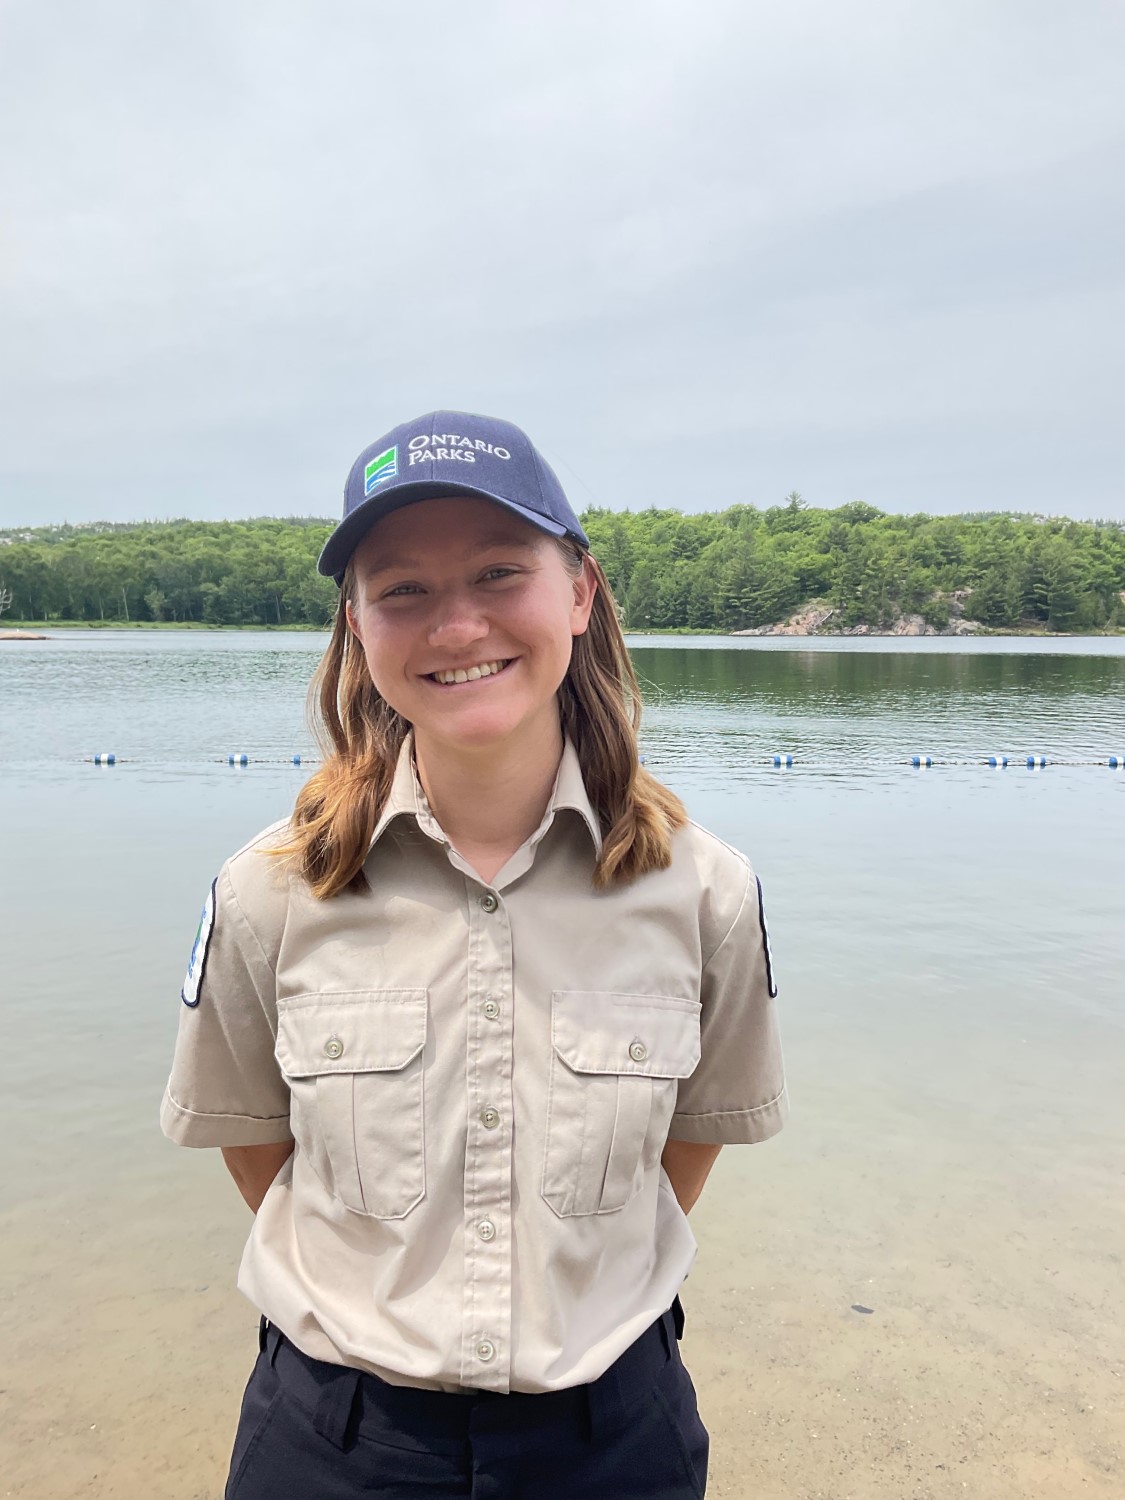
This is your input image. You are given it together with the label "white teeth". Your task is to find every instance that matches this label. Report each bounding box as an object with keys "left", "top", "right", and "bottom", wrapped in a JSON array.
[{"left": 431, "top": 659, "right": 509, "bottom": 685}]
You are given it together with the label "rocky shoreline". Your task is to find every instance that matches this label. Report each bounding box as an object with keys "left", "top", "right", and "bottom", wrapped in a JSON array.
[{"left": 733, "top": 594, "right": 984, "bottom": 638}]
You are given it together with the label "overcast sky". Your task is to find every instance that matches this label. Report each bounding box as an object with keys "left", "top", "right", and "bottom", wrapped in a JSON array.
[{"left": 1, "top": 1, "right": 1123, "bottom": 528}]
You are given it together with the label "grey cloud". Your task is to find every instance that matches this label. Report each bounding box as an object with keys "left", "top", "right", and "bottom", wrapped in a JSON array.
[{"left": 0, "top": 0, "right": 1122, "bottom": 525}]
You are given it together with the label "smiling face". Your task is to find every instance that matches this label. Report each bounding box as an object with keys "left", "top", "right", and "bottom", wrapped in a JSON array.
[{"left": 344, "top": 496, "right": 597, "bottom": 757}]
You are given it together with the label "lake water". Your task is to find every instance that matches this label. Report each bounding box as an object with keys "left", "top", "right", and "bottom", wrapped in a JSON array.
[{"left": 2, "top": 630, "right": 1123, "bottom": 1499}]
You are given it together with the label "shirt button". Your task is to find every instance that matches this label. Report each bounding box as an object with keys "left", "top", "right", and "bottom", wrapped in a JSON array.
[
  {"left": 479, "top": 892, "right": 498, "bottom": 913},
  {"left": 477, "top": 1340, "right": 496, "bottom": 1362},
  {"left": 480, "top": 1107, "right": 500, "bottom": 1129},
  {"left": 324, "top": 1036, "right": 345, "bottom": 1060},
  {"left": 629, "top": 1040, "right": 648, "bottom": 1062},
  {"left": 483, "top": 1000, "right": 500, "bottom": 1020},
  {"left": 477, "top": 1219, "right": 496, "bottom": 1241}
]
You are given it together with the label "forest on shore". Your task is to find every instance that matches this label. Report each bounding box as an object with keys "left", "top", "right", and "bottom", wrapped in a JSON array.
[{"left": 2, "top": 499, "right": 1124, "bottom": 633}]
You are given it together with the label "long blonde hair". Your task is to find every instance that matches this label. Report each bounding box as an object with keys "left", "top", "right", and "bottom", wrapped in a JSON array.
[{"left": 268, "top": 538, "right": 687, "bottom": 898}]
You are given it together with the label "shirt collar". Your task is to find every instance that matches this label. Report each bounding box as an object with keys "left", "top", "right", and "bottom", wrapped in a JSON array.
[{"left": 369, "top": 728, "right": 604, "bottom": 859}]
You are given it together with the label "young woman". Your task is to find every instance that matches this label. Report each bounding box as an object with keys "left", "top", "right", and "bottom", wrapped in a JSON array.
[{"left": 161, "top": 410, "right": 787, "bottom": 1500}]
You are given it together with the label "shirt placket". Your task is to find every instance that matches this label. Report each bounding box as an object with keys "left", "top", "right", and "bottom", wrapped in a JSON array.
[{"left": 458, "top": 876, "right": 515, "bottom": 1391}]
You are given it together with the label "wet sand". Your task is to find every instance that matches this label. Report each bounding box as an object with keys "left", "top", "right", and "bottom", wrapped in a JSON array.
[{"left": 3, "top": 1082, "right": 1120, "bottom": 1500}]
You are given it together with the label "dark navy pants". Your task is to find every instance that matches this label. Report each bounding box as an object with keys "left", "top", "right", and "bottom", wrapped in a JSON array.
[{"left": 225, "top": 1298, "right": 708, "bottom": 1499}]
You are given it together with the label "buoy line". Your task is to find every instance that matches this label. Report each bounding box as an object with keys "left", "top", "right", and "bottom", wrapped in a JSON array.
[
  {"left": 77, "top": 752, "right": 1122, "bottom": 769},
  {"left": 81, "top": 754, "right": 312, "bottom": 765}
]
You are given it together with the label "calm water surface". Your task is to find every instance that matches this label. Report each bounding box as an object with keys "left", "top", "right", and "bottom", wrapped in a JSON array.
[{"left": 1, "top": 630, "right": 1123, "bottom": 1499}]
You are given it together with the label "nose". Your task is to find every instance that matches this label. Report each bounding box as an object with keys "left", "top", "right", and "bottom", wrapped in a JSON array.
[{"left": 426, "top": 589, "right": 491, "bottom": 651}]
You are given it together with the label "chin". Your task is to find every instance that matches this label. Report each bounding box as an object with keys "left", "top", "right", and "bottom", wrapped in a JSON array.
[
  {"left": 411, "top": 704, "right": 546, "bottom": 753},
  {"left": 443, "top": 720, "right": 525, "bottom": 751}
]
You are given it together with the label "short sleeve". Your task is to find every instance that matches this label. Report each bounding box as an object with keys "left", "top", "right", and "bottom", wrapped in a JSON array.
[
  {"left": 668, "top": 863, "right": 788, "bottom": 1145},
  {"left": 159, "top": 859, "right": 294, "bottom": 1148}
]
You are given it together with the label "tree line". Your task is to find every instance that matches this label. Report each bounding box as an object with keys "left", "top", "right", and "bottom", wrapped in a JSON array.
[{"left": 2, "top": 500, "right": 1124, "bottom": 632}]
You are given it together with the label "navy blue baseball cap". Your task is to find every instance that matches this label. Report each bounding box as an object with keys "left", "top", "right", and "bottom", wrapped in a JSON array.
[{"left": 317, "top": 410, "right": 590, "bottom": 585}]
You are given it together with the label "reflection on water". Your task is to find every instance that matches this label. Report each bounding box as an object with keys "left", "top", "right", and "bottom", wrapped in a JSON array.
[{"left": 1, "top": 631, "right": 1123, "bottom": 1498}]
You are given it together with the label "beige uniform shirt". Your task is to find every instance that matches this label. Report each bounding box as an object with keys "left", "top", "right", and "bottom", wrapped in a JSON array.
[{"left": 160, "top": 730, "right": 787, "bottom": 1394}]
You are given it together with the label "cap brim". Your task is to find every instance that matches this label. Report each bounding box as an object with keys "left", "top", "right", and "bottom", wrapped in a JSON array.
[{"left": 318, "top": 482, "right": 572, "bottom": 584}]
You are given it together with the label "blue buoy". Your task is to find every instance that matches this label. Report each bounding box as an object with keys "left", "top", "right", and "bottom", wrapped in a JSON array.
[
  {"left": 911, "top": 755, "right": 932, "bottom": 768},
  {"left": 773, "top": 753, "right": 794, "bottom": 768},
  {"left": 1110, "top": 756, "right": 1123, "bottom": 769},
  {"left": 639, "top": 755, "right": 646, "bottom": 765},
  {"left": 93, "top": 752, "right": 116, "bottom": 766},
  {"left": 987, "top": 756, "right": 1008, "bottom": 768},
  {"left": 292, "top": 754, "right": 301, "bottom": 765},
  {"left": 1026, "top": 755, "right": 1048, "bottom": 769},
  {"left": 229, "top": 753, "right": 249, "bottom": 766}
]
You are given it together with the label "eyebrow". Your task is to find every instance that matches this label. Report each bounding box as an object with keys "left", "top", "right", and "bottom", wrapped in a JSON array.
[{"left": 362, "top": 534, "right": 540, "bottom": 578}]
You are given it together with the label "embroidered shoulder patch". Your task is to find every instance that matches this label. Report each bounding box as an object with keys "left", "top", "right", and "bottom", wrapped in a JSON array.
[
  {"left": 755, "top": 875, "right": 778, "bottom": 999},
  {"left": 181, "top": 877, "right": 217, "bottom": 1007}
]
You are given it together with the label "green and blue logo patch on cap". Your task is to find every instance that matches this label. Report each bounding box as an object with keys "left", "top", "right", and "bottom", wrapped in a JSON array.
[{"left": 364, "top": 445, "right": 398, "bottom": 495}]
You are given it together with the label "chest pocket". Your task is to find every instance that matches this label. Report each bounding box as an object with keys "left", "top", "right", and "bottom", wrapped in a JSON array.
[
  {"left": 541, "top": 991, "right": 702, "bottom": 1218},
  {"left": 275, "top": 990, "right": 428, "bottom": 1219}
]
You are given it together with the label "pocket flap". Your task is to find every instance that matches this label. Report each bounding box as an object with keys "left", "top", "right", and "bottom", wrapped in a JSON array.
[
  {"left": 276, "top": 989, "right": 427, "bottom": 1076},
  {"left": 550, "top": 991, "right": 701, "bottom": 1078}
]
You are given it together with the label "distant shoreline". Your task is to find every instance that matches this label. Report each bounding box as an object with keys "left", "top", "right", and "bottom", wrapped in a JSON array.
[
  {"left": 4, "top": 620, "right": 1124, "bottom": 639},
  {"left": 1, "top": 620, "right": 319, "bottom": 633}
]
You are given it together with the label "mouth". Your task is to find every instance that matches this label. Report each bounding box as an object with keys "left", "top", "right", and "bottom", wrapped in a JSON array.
[{"left": 423, "top": 657, "right": 517, "bottom": 688}]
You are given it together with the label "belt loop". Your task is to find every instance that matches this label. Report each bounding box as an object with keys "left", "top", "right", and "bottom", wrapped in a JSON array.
[
  {"left": 311, "top": 1367, "right": 362, "bottom": 1452},
  {"left": 265, "top": 1322, "right": 282, "bottom": 1369},
  {"left": 658, "top": 1306, "right": 675, "bottom": 1362}
]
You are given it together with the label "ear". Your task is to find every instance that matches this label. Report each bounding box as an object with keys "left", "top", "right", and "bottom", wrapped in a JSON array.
[
  {"left": 569, "top": 554, "right": 598, "bottom": 638},
  {"left": 344, "top": 597, "right": 362, "bottom": 641}
]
